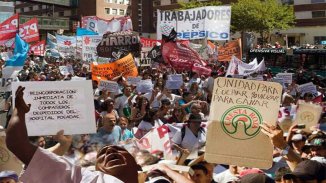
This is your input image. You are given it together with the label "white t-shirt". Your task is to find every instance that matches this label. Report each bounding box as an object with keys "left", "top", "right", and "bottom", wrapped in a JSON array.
[
  {"left": 213, "top": 169, "right": 239, "bottom": 183},
  {"left": 144, "top": 92, "right": 161, "bottom": 109},
  {"left": 114, "top": 95, "right": 129, "bottom": 117},
  {"left": 172, "top": 126, "right": 206, "bottom": 152}
]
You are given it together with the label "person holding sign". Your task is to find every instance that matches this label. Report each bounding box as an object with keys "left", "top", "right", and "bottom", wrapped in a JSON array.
[{"left": 5, "top": 86, "right": 139, "bottom": 183}]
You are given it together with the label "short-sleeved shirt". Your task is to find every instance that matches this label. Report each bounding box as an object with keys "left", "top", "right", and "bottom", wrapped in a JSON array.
[
  {"left": 120, "top": 129, "right": 134, "bottom": 141},
  {"left": 114, "top": 95, "right": 129, "bottom": 117},
  {"left": 178, "top": 99, "right": 191, "bottom": 113},
  {"left": 172, "top": 126, "right": 206, "bottom": 152},
  {"left": 20, "top": 148, "right": 123, "bottom": 183}
]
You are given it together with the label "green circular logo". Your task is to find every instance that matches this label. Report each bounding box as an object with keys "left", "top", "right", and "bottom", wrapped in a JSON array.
[{"left": 221, "top": 105, "right": 263, "bottom": 140}]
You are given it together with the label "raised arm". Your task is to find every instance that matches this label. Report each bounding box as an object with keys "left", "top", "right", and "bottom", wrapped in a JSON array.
[{"left": 6, "top": 86, "right": 37, "bottom": 166}]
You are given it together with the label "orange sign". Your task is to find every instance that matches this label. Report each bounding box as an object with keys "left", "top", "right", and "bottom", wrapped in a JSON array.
[
  {"left": 91, "top": 53, "right": 138, "bottom": 81},
  {"left": 218, "top": 39, "right": 242, "bottom": 62}
]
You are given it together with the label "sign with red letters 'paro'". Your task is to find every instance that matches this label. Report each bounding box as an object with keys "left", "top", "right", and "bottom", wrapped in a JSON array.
[
  {"left": 205, "top": 78, "right": 282, "bottom": 169},
  {"left": 19, "top": 18, "right": 39, "bottom": 43}
]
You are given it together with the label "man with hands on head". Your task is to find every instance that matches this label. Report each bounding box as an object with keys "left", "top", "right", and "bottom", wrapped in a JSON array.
[{"left": 6, "top": 86, "right": 140, "bottom": 183}]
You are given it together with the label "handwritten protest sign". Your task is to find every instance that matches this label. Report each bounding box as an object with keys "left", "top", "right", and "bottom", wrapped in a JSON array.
[
  {"left": 91, "top": 53, "right": 138, "bottom": 81},
  {"left": 166, "top": 80, "right": 183, "bottom": 90},
  {"left": 298, "top": 82, "right": 318, "bottom": 96},
  {"left": 295, "top": 102, "right": 323, "bottom": 130},
  {"left": 205, "top": 78, "right": 282, "bottom": 169},
  {"left": 98, "top": 80, "right": 119, "bottom": 93},
  {"left": 276, "top": 73, "right": 292, "bottom": 84},
  {"left": 0, "top": 132, "right": 23, "bottom": 174},
  {"left": 135, "top": 125, "right": 173, "bottom": 159},
  {"left": 136, "top": 79, "right": 153, "bottom": 93},
  {"left": 12, "top": 81, "right": 96, "bottom": 136},
  {"left": 127, "top": 76, "right": 142, "bottom": 86}
]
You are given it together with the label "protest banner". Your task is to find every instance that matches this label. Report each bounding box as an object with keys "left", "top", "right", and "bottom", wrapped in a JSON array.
[
  {"left": 166, "top": 80, "right": 183, "bottom": 90},
  {"left": 98, "top": 80, "right": 119, "bottom": 93},
  {"left": 11, "top": 80, "right": 97, "bottom": 136},
  {"left": 30, "top": 40, "right": 46, "bottom": 56},
  {"left": 81, "top": 16, "right": 132, "bottom": 35},
  {"left": 135, "top": 125, "right": 173, "bottom": 159},
  {"left": 162, "top": 42, "right": 206, "bottom": 71},
  {"left": 276, "top": 73, "right": 293, "bottom": 84},
  {"left": 238, "top": 60, "right": 266, "bottom": 76},
  {"left": 298, "top": 82, "right": 318, "bottom": 96},
  {"left": 205, "top": 78, "right": 282, "bottom": 168},
  {"left": 81, "top": 35, "right": 102, "bottom": 61},
  {"left": 56, "top": 35, "right": 77, "bottom": 58},
  {"left": 127, "top": 76, "right": 142, "bottom": 86},
  {"left": 192, "top": 62, "right": 212, "bottom": 76},
  {"left": 157, "top": 6, "right": 231, "bottom": 40},
  {"left": 91, "top": 53, "right": 138, "bottom": 81},
  {"left": 295, "top": 102, "right": 323, "bottom": 131},
  {"left": 19, "top": 18, "right": 39, "bottom": 43},
  {"left": 0, "top": 132, "right": 23, "bottom": 174},
  {"left": 0, "top": 14, "right": 18, "bottom": 46},
  {"left": 136, "top": 79, "right": 153, "bottom": 93},
  {"left": 97, "top": 31, "right": 141, "bottom": 59},
  {"left": 218, "top": 39, "right": 242, "bottom": 62},
  {"left": 278, "top": 105, "right": 297, "bottom": 133},
  {"left": 76, "top": 36, "right": 83, "bottom": 59}
]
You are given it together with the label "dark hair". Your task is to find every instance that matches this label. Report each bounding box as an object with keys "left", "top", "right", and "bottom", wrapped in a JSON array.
[
  {"left": 161, "top": 99, "right": 171, "bottom": 106},
  {"left": 275, "top": 167, "right": 292, "bottom": 181},
  {"left": 191, "top": 164, "right": 208, "bottom": 175},
  {"left": 182, "top": 91, "right": 191, "bottom": 98}
]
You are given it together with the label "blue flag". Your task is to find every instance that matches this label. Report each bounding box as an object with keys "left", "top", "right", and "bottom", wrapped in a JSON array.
[
  {"left": 5, "top": 34, "right": 29, "bottom": 67},
  {"left": 76, "top": 28, "right": 98, "bottom": 36}
]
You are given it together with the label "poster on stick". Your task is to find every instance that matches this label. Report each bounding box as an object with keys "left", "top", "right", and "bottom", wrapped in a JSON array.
[
  {"left": 12, "top": 81, "right": 96, "bottom": 136},
  {"left": 294, "top": 102, "right": 323, "bottom": 131},
  {"left": 205, "top": 78, "right": 282, "bottom": 169},
  {"left": 98, "top": 80, "right": 119, "bottom": 93}
]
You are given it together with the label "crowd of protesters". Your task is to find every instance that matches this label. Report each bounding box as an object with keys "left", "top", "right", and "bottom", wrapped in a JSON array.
[{"left": 0, "top": 46, "right": 325, "bottom": 183}]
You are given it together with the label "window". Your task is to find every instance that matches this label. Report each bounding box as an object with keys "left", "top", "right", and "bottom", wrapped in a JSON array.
[
  {"left": 314, "top": 36, "right": 326, "bottom": 44},
  {"left": 119, "top": 0, "right": 124, "bottom": 4},
  {"left": 20, "top": 8, "right": 24, "bottom": 12},
  {"left": 59, "top": 11, "right": 64, "bottom": 16},
  {"left": 119, "top": 9, "right": 125, "bottom": 15},
  {"left": 105, "top": 8, "right": 110, "bottom": 14},
  {"left": 312, "top": 11, "right": 326, "bottom": 18},
  {"left": 311, "top": 0, "right": 325, "bottom": 3},
  {"left": 112, "top": 9, "right": 117, "bottom": 15},
  {"left": 38, "top": 5, "right": 42, "bottom": 10},
  {"left": 29, "top": 6, "right": 33, "bottom": 11}
]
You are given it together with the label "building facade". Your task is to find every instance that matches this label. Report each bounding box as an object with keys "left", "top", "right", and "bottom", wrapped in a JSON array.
[{"left": 0, "top": 1, "right": 14, "bottom": 23}]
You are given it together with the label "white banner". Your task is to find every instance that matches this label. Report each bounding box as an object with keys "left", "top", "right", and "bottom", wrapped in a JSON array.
[
  {"left": 56, "top": 35, "right": 77, "bottom": 58},
  {"left": 136, "top": 79, "right": 153, "bottom": 93},
  {"left": 82, "top": 16, "right": 133, "bottom": 35},
  {"left": 12, "top": 81, "right": 97, "bottom": 136},
  {"left": 276, "top": 73, "right": 292, "bottom": 84},
  {"left": 98, "top": 80, "right": 119, "bottom": 93},
  {"left": 238, "top": 59, "right": 266, "bottom": 76},
  {"left": 82, "top": 35, "right": 102, "bottom": 61},
  {"left": 226, "top": 56, "right": 258, "bottom": 76},
  {"left": 157, "top": 6, "right": 231, "bottom": 40},
  {"left": 59, "top": 65, "right": 74, "bottom": 76},
  {"left": 298, "top": 82, "right": 318, "bottom": 96}
]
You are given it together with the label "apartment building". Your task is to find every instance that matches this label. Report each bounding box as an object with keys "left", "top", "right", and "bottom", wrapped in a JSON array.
[
  {"left": 273, "top": 0, "right": 326, "bottom": 46},
  {"left": 78, "top": 0, "right": 130, "bottom": 20},
  {"left": 0, "top": 1, "right": 14, "bottom": 23}
]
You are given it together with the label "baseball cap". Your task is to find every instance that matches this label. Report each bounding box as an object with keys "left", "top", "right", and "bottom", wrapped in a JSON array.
[
  {"left": 288, "top": 160, "right": 326, "bottom": 181},
  {"left": 291, "top": 134, "right": 306, "bottom": 142},
  {"left": 0, "top": 171, "right": 18, "bottom": 182}
]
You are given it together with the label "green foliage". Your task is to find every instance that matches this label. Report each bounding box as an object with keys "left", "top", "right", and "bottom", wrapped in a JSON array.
[{"left": 178, "top": 0, "right": 222, "bottom": 10}]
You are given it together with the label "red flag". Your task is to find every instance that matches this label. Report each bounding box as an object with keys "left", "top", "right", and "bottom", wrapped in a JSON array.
[
  {"left": 29, "top": 40, "right": 46, "bottom": 56},
  {"left": 19, "top": 18, "right": 39, "bottom": 43},
  {"left": 0, "top": 14, "right": 18, "bottom": 46},
  {"left": 313, "top": 95, "right": 323, "bottom": 104}
]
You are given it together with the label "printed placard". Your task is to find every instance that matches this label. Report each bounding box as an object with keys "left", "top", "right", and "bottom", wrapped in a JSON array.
[
  {"left": 205, "top": 78, "right": 282, "bottom": 169},
  {"left": 12, "top": 81, "right": 96, "bottom": 136},
  {"left": 166, "top": 80, "right": 183, "bottom": 90},
  {"left": 127, "top": 76, "right": 142, "bottom": 86},
  {"left": 298, "top": 82, "right": 317, "bottom": 96},
  {"left": 276, "top": 73, "right": 292, "bottom": 84},
  {"left": 136, "top": 79, "right": 153, "bottom": 94},
  {"left": 295, "top": 102, "right": 323, "bottom": 130},
  {"left": 98, "top": 80, "right": 119, "bottom": 93}
]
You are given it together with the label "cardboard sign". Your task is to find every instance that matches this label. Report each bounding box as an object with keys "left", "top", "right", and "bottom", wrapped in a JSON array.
[
  {"left": 19, "top": 18, "right": 39, "bottom": 43},
  {"left": 97, "top": 31, "right": 141, "bottom": 58},
  {"left": 81, "top": 35, "right": 102, "bottom": 61},
  {"left": 136, "top": 79, "right": 153, "bottom": 93},
  {"left": 91, "top": 53, "right": 138, "bottom": 81},
  {"left": 98, "top": 80, "right": 119, "bottom": 93},
  {"left": 276, "top": 73, "right": 292, "bottom": 84},
  {"left": 0, "top": 132, "right": 23, "bottom": 174},
  {"left": 218, "top": 39, "right": 242, "bottom": 62},
  {"left": 127, "top": 76, "right": 142, "bottom": 86},
  {"left": 166, "top": 80, "right": 183, "bottom": 90},
  {"left": 298, "top": 82, "right": 318, "bottom": 96},
  {"left": 157, "top": 6, "right": 231, "bottom": 40},
  {"left": 135, "top": 125, "right": 173, "bottom": 159},
  {"left": 295, "top": 102, "right": 323, "bottom": 130},
  {"left": 205, "top": 78, "right": 282, "bottom": 169},
  {"left": 0, "top": 14, "right": 18, "bottom": 45},
  {"left": 12, "top": 81, "right": 96, "bottom": 136},
  {"left": 30, "top": 40, "right": 46, "bottom": 56}
]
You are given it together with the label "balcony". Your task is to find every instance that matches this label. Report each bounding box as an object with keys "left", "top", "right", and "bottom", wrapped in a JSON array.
[{"left": 20, "top": 15, "right": 70, "bottom": 30}]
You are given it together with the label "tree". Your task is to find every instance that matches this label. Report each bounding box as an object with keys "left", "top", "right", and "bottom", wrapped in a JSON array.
[
  {"left": 232, "top": 0, "right": 295, "bottom": 45},
  {"left": 178, "top": 0, "right": 222, "bottom": 9}
]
